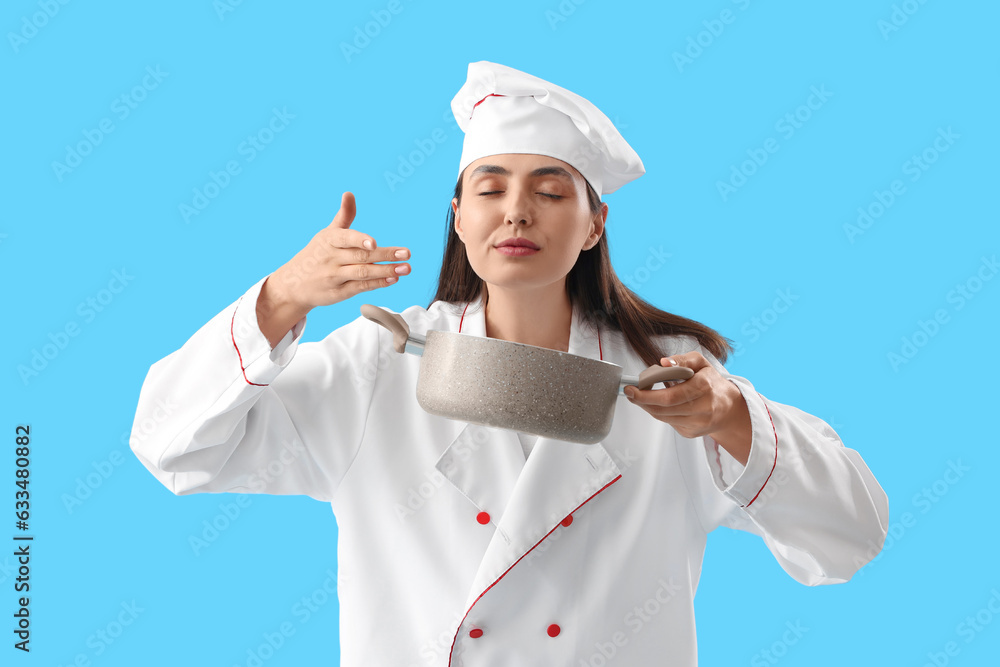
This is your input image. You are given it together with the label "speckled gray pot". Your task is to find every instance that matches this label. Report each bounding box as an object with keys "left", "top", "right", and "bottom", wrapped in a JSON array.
[{"left": 360, "top": 304, "right": 693, "bottom": 444}]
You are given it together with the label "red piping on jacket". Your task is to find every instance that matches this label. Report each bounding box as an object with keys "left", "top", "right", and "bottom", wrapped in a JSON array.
[
  {"left": 232, "top": 299, "right": 268, "bottom": 387},
  {"left": 743, "top": 394, "right": 777, "bottom": 508},
  {"left": 446, "top": 473, "right": 623, "bottom": 665},
  {"left": 459, "top": 301, "right": 469, "bottom": 333}
]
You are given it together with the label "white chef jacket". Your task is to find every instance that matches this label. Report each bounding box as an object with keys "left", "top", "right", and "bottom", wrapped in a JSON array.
[{"left": 130, "top": 275, "right": 889, "bottom": 667}]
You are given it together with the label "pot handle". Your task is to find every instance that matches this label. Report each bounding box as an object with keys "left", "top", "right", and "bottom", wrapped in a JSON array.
[
  {"left": 620, "top": 364, "right": 695, "bottom": 393},
  {"left": 360, "top": 304, "right": 412, "bottom": 354}
]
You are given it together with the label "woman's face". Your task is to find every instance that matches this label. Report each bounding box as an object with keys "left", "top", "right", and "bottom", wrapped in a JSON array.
[{"left": 452, "top": 153, "right": 607, "bottom": 295}]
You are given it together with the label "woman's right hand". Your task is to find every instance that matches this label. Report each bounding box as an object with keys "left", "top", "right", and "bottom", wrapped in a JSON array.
[{"left": 256, "top": 191, "right": 411, "bottom": 347}]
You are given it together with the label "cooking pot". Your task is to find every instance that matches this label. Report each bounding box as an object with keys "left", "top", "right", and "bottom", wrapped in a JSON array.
[{"left": 360, "top": 304, "right": 693, "bottom": 444}]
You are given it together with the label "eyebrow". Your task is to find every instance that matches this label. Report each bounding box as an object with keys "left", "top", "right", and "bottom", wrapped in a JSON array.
[{"left": 469, "top": 164, "right": 575, "bottom": 182}]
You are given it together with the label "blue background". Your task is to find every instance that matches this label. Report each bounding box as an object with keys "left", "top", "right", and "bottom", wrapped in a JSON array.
[{"left": 5, "top": 0, "right": 999, "bottom": 665}]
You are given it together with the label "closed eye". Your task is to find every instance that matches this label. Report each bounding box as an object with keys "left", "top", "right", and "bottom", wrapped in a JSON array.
[{"left": 477, "top": 191, "right": 563, "bottom": 199}]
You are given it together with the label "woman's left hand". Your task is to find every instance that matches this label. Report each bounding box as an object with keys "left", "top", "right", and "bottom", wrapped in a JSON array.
[{"left": 623, "top": 352, "right": 753, "bottom": 465}]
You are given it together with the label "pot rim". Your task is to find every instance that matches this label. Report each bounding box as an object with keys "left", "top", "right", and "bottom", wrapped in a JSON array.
[{"left": 425, "top": 329, "right": 623, "bottom": 371}]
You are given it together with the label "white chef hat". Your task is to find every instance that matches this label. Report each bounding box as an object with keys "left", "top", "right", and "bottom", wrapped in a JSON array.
[{"left": 451, "top": 61, "right": 645, "bottom": 196}]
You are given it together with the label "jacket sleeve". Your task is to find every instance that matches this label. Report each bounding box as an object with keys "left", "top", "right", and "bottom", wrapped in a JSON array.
[
  {"left": 677, "top": 340, "right": 889, "bottom": 586},
  {"left": 129, "top": 275, "right": 381, "bottom": 502}
]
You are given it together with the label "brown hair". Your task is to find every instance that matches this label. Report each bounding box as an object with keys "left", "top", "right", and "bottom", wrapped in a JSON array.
[{"left": 428, "top": 170, "right": 734, "bottom": 367}]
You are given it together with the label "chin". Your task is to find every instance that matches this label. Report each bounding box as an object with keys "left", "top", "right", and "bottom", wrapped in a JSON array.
[{"left": 479, "top": 270, "right": 568, "bottom": 293}]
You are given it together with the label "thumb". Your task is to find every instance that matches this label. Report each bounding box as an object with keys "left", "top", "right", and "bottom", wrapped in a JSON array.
[{"left": 328, "top": 191, "right": 357, "bottom": 229}]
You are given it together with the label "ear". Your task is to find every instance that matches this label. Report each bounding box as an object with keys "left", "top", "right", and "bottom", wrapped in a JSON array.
[
  {"left": 583, "top": 202, "right": 608, "bottom": 251},
  {"left": 452, "top": 197, "right": 464, "bottom": 242}
]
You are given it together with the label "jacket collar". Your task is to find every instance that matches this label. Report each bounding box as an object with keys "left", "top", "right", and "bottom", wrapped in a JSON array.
[
  {"left": 432, "top": 292, "right": 623, "bottom": 609},
  {"left": 455, "top": 291, "right": 604, "bottom": 361}
]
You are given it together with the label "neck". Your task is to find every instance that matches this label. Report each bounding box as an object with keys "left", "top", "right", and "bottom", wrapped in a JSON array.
[{"left": 483, "top": 282, "right": 573, "bottom": 352}]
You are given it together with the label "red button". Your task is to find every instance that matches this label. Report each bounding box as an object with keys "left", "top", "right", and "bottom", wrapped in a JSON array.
[
  {"left": 476, "top": 511, "right": 490, "bottom": 525},
  {"left": 547, "top": 624, "right": 561, "bottom": 637},
  {"left": 561, "top": 514, "right": 573, "bottom": 527},
  {"left": 469, "top": 628, "right": 484, "bottom": 638}
]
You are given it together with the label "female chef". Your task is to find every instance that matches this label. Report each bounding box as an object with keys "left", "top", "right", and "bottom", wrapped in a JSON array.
[{"left": 130, "top": 61, "right": 889, "bottom": 666}]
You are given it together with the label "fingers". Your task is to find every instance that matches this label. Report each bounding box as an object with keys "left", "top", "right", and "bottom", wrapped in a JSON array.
[
  {"left": 328, "top": 194, "right": 376, "bottom": 252},
  {"left": 626, "top": 370, "right": 704, "bottom": 409},
  {"left": 324, "top": 192, "right": 374, "bottom": 252},
  {"left": 314, "top": 190, "right": 413, "bottom": 298},
  {"left": 321, "top": 191, "right": 410, "bottom": 264},
  {"left": 663, "top": 352, "right": 710, "bottom": 372},
  {"left": 354, "top": 273, "right": 403, "bottom": 293},
  {"left": 329, "top": 192, "right": 357, "bottom": 229},
  {"left": 339, "top": 265, "right": 409, "bottom": 299},
  {"left": 623, "top": 353, "right": 709, "bottom": 403},
  {"left": 333, "top": 248, "right": 410, "bottom": 296},
  {"left": 339, "top": 246, "right": 410, "bottom": 274},
  {"left": 347, "top": 259, "right": 410, "bottom": 282}
]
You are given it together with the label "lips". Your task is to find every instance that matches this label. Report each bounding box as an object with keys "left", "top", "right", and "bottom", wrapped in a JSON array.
[
  {"left": 495, "top": 238, "right": 540, "bottom": 250},
  {"left": 496, "top": 246, "right": 538, "bottom": 257}
]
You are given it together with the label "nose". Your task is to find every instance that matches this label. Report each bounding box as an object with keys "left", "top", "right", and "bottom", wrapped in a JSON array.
[{"left": 504, "top": 185, "right": 533, "bottom": 226}]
